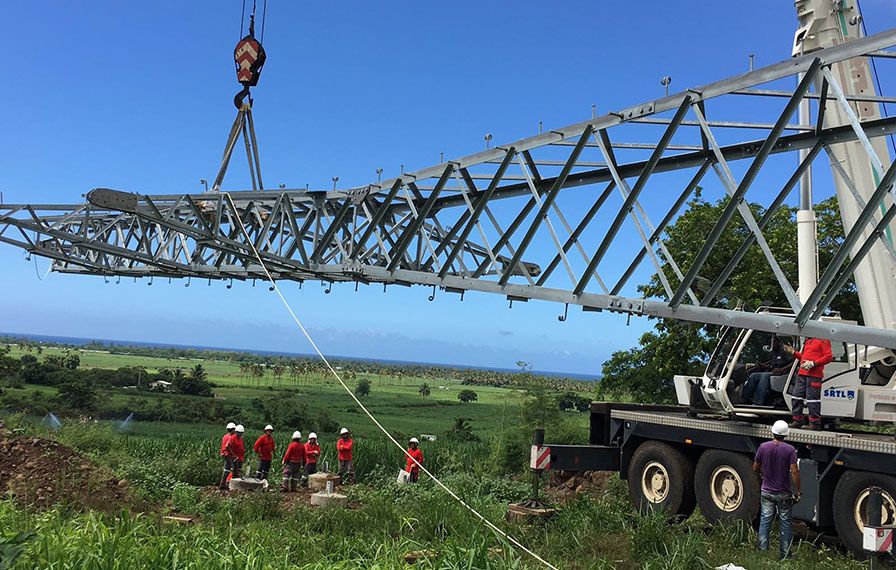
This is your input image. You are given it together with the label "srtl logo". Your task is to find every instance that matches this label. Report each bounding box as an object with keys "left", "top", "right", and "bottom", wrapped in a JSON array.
[{"left": 823, "top": 388, "right": 856, "bottom": 400}]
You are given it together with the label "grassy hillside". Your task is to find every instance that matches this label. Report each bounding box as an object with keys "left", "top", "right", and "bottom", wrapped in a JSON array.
[{"left": 0, "top": 342, "right": 870, "bottom": 569}]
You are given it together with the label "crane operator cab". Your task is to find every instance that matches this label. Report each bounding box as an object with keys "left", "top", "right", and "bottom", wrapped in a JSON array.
[{"left": 675, "top": 307, "right": 896, "bottom": 425}]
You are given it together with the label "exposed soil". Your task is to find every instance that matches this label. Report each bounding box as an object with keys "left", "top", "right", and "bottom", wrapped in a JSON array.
[
  {"left": 545, "top": 469, "right": 617, "bottom": 502},
  {"left": 0, "top": 423, "right": 138, "bottom": 512}
]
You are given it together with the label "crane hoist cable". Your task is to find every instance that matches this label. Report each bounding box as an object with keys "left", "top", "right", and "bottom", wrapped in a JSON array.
[
  {"left": 856, "top": 0, "right": 896, "bottom": 156},
  {"left": 234, "top": 1, "right": 267, "bottom": 109},
  {"left": 211, "top": 2, "right": 267, "bottom": 192}
]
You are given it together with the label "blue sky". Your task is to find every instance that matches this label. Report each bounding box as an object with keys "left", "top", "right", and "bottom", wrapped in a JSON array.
[{"left": 1, "top": 1, "right": 894, "bottom": 375}]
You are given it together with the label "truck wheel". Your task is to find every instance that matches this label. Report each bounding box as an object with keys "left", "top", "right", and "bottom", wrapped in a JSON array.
[
  {"left": 627, "top": 441, "right": 695, "bottom": 519},
  {"left": 694, "top": 450, "right": 760, "bottom": 524},
  {"left": 833, "top": 471, "right": 896, "bottom": 557}
]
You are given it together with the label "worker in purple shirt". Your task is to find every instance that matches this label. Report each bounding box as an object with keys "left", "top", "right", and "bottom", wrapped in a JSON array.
[{"left": 753, "top": 420, "right": 801, "bottom": 559}]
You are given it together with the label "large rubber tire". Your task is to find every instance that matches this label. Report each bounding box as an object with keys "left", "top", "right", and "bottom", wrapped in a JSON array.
[
  {"left": 833, "top": 470, "right": 896, "bottom": 558},
  {"left": 627, "top": 441, "right": 696, "bottom": 519},
  {"left": 694, "top": 450, "right": 761, "bottom": 525}
]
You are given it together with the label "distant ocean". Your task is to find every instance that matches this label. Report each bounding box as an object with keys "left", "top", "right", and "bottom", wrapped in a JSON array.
[{"left": 0, "top": 332, "right": 600, "bottom": 382}]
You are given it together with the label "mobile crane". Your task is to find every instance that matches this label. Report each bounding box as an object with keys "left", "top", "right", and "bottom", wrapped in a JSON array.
[
  {"left": 541, "top": 2, "right": 896, "bottom": 555},
  {"left": 2, "top": 0, "right": 896, "bottom": 557}
]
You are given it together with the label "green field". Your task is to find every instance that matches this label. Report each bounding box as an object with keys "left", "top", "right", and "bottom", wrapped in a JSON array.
[
  {"left": 0, "top": 343, "right": 869, "bottom": 569},
  {"left": 4, "top": 343, "right": 578, "bottom": 438}
]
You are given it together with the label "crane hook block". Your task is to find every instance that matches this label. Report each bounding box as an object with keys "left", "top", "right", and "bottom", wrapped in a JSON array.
[
  {"left": 234, "top": 35, "right": 266, "bottom": 88},
  {"left": 233, "top": 34, "right": 266, "bottom": 108}
]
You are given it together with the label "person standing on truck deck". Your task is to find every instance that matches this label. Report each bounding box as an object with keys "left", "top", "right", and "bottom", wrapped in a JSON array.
[
  {"left": 228, "top": 424, "right": 246, "bottom": 480},
  {"left": 405, "top": 437, "right": 424, "bottom": 483},
  {"left": 336, "top": 427, "right": 355, "bottom": 483},
  {"left": 281, "top": 431, "right": 305, "bottom": 492},
  {"left": 303, "top": 432, "right": 321, "bottom": 486},
  {"left": 753, "top": 420, "right": 801, "bottom": 560},
  {"left": 253, "top": 425, "right": 276, "bottom": 480},
  {"left": 218, "top": 422, "right": 237, "bottom": 490},
  {"left": 785, "top": 337, "right": 833, "bottom": 429}
]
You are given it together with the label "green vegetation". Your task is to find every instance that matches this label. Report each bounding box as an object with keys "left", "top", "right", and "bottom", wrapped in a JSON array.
[
  {"left": 0, "top": 339, "right": 869, "bottom": 568},
  {"left": 355, "top": 377, "right": 371, "bottom": 397},
  {"left": 458, "top": 389, "right": 478, "bottom": 403}
]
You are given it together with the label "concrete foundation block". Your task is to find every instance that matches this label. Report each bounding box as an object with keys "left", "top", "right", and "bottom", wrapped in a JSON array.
[
  {"left": 310, "top": 492, "right": 347, "bottom": 507},
  {"left": 308, "top": 471, "right": 341, "bottom": 492}
]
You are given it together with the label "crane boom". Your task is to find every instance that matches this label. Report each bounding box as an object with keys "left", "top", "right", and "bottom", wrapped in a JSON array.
[
  {"left": 795, "top": 0, "right": 896, "bottom": 330},
  {"left": 2, "top": 21, "right": 896, "bottom": 355}
]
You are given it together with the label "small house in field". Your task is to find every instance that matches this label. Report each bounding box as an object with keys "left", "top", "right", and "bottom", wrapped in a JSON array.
[{"left": 149, "top": 380, "right": 173, "bottom": 392}]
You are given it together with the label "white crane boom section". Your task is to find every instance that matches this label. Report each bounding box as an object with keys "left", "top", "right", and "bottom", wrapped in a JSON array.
[{"left": 795, "top": 0, "right": 896, "bottom": 329}]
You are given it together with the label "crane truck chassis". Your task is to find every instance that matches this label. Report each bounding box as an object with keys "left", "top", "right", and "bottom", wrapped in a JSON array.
[{"left": 540, "top": 401, "right": 896, "bottom": 556}]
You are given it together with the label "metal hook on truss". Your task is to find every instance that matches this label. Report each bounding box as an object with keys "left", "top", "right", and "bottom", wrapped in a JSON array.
[
  {"left": 226, "top": 278, "right": 234, "bottom": 289},
  {"left": 115, "top": 276, "right": 121, "bottom": 285},
  {"left": 558, "top": 303, "right": 569, "bottom": 322},
  {"left": 354, "top": 281, "right": 360, "bottom": 292},
  {"left": 428, "top": 285, "right": 437, "bottom": 301},
  {"left": 208, "top": 278, "right": 212, "bottom": 287},
  {"left": 185, "top": 277, "right": 191, "bottom": 288},
  {"left": 324, "top": 282, "right": 332, "bottom": 294},
  {"left": 508, "top": 298, "right": 514, "bottom": 309},
  {"left": 269, "top": 281, "right": 276, "bottom": 292},
  {"left": 383, "top": 283, "right": 388, "bottom": 293},
  {"left": 148, "top": 276, "right": 153, "bottom": 286},
  {"left": 103, "top": 275, "right": 109, "bottom": 284}
]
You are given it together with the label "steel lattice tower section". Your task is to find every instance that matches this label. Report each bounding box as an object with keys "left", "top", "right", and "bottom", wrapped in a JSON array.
[{"left": 3, "top": 30, "right": 896, "bottom": 349}]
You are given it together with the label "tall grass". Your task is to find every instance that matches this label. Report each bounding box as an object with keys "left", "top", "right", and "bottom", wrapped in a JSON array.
[{"left": 0, "top": 420, "right": 873, "bottom": 569}]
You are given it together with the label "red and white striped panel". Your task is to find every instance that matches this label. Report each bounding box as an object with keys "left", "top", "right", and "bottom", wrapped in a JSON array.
[
  {"left": 530, "top": 445, "right": 551, "bottom": 470},
  {"left": 235, "top": 39, "right": 262, "bottom": 84},
  {"left": 864, "top": 527, "right": 895, "bottom": 553}
]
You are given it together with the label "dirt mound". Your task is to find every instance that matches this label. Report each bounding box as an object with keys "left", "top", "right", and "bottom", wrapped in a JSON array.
[
  {"left": 0, "top": 425, "right": 136, "bottom": 512},
  {"left": 546, "top": 469, "right": 616, "bottom": 502}
]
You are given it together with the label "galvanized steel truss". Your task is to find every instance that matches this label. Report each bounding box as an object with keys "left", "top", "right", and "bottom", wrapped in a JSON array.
[{"left": 3, "top": 29, "right": 896, "bottom": 348}]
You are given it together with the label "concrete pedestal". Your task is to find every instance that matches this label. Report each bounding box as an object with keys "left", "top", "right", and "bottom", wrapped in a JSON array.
[
  {"left": 308, "top": 471, "right": 341, "bottom": 492},
  {"left": 229, "top": 477, "right": 268, "bottom": 492},
  {"left": 506, "top": 502, "right": 556, "bottom": 523},
  {"left": 310, "top": 492, "right": 347, "bottom": 507}
]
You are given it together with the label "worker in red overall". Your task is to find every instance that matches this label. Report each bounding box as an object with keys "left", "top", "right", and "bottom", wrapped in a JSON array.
[
  {"left": 281, "top": 431, "right": 305, "bottom": 492},
  {"left": 337, "top": 427, "right": 355, "bottom": 483},
  {"left": 218, "top": 422, "right": 237, "bottom": 490},
  {"left": 303, "top": 432, "right": 321, "bottom": 486},
  {"left": 227, "top": 425, "right": 246, "bottom": 479},
  {"left": 785, "top": 338, "right": 833, "bottom": 430},
  {"left": 405, "top": 437, "right": 424, "bottom": 483},
  {"left": 253, "top": 425, "right": 275, "bottom": 480}
]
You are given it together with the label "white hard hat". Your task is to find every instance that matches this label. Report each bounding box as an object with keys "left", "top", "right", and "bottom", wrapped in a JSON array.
[
  {"left": 771, "top": 420, "right": 789, "bottom": 437},
  {"left": 235, "top": 424, "right": 245, "bottom": 433},
  {"left": 409, "top": 437, "right": 419, "bottom": 444},
  {"left": 264, "top": 425, "right": 274, "bottom": 431},
  {"left": 340, "top": 427, "right": 350, "bottom": 435},
  {"left": 292, "top": 431, "right": 302, "bottom": 440},
  {"left": 308, "top": 432, "right": 317, "bottom": 439},
  {"left": 226, "top": 422, "right": 236, "bottom": 430}
]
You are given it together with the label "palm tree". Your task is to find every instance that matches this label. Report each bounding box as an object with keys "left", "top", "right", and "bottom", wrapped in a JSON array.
[
  {"left": 189, "top": 364, "right": 208, "bottom": 382},
  {"left": 418, "top": 383, "right": 431, "bottom": 397},
  {"left": 272, "top": 363, "right": 286, "bottom": 386}
]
